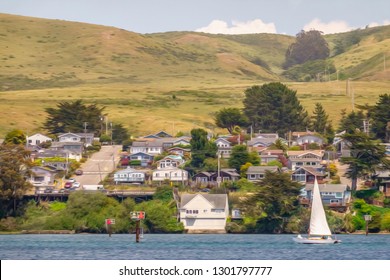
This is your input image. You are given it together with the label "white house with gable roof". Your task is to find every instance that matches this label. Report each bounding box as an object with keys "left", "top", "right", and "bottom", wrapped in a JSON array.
[{"left": 179, "top": 194, "right": 229, "bottom": 233}]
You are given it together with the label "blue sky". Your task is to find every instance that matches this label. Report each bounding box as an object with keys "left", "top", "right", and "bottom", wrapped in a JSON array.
[{"left": 1, "top": 0, "right": 389, "bottom": 35}]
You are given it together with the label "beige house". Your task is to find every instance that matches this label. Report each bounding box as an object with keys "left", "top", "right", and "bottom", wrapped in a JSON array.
[{"left": 179, "top": 194, "right": 229, "bottom": 233}]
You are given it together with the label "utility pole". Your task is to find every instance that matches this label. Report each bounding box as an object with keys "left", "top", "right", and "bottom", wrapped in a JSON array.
[
  {"left": 83, "top": 122, "right": 88, "bottom": 134},
  {"left": 217, "top": 151, "right": 221, "bottom": 188},
  {"left": 105, "top": 116, "right": 108, "bottom": 135},
  {"left": 110, "top": 122, "right": 113, "bottom": 145}
]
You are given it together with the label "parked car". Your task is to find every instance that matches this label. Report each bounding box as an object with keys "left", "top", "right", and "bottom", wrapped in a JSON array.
[
  {"left": 72, "top": 182, "right": 81, "bottom": 188},
  {"left": 44, "top": 187, "right": 53, "bottom": 193},
  {"left": 75, "top": 169, "right": 83, "bottom": 176},
  {"left": 64, "top": 181, "right": 73, "bottom": 188},
  {"left": 68, "top": 178, "right": 76, "bottom": 183}
]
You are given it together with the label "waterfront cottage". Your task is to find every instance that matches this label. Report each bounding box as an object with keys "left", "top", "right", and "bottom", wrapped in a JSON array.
[
  {"left": 152, "top": 167, "right": 188, "bottom": 183},
  {"left": 179, "top": 193, "right": 229, "bottom": 233},
  {"left": 300, "top": 183, "right": 351, "bottom": 209},
  {"left": 113, "top": 167, "right": 145, "bottom": 184},
  {"left": 29, "top": 166, "right": 57, "bottom": 189}
]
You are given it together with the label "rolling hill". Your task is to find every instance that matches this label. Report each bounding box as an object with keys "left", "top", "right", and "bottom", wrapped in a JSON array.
[{"left": 0, "top": 13, "right": 389, "bottom": 137}]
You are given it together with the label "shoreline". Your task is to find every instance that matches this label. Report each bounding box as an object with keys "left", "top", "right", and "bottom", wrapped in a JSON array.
[{"left": 1, "top": 230, "right": 389, "bottom": 235}]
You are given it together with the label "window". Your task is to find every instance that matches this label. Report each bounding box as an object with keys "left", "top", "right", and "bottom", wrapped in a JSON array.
[
  {"left": 250, "top": 174, "right": 256, "bottom": 179},
  {"left": 335, "top": 192, "right": 343, "bottom": 198}
]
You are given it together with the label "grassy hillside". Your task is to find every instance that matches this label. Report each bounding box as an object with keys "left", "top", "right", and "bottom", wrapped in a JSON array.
[{"left": 0, "top": 14, "right": 390, "bottom": 137}]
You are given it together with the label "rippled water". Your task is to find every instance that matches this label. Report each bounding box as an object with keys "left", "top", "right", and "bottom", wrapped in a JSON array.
[{"left": 1, "top": 234, "right": 389, "bottom": 260}]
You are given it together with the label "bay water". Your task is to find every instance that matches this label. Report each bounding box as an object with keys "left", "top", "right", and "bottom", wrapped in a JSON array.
[{"left": 1, "top": 234, "right": 389, "bottom": 260}]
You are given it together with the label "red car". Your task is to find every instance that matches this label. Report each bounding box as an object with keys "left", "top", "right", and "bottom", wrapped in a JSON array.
[{"left": 64, "top": 181, "right": 73, "bottom": 189}]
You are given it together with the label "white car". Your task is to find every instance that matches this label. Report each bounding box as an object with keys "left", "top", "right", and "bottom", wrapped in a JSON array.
[
  {"left": 68, "top": 178, "right": 76, "bottom": 183},
  {"left": 72, "top": 182, "right": 81, "bottom": 188}
]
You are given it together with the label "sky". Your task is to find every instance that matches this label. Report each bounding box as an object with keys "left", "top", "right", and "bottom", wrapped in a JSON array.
[{"left": 0, "top": 0, "right": 390, "bottom": 35}]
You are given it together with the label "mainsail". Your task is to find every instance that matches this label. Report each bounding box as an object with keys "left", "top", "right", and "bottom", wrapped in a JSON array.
[{"left": 309, "top": 179, "right": 332, "bottom": 236}]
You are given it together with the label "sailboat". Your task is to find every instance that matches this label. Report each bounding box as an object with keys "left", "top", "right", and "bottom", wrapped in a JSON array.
[{"left": 293, "top": 178, "right": 341, "bottom": 244}]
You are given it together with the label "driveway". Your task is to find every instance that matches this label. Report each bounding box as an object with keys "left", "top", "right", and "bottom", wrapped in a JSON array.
[{"left": 73, "top": 145, "right": 122, "bottom": 186}]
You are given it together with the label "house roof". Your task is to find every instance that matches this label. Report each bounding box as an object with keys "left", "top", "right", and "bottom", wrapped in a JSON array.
[
  {"left": 27, "top": 133, "right": 52, "bottom": 140},
  {"left": 115, "top": 167, "right": 144, "bottom": 174},
  {"left": 131, "top": 141, "right": 163, "bottom": 148},
  {"left": 374, "top": 170, "right": 390, "bottom": 178},
  {"left": 292, "top": 167, "right": 325, "bottom": 176},
  {"left": 305, "top": 183, "right": 349, "bottom": 192},
  {"left": 247, "top": 166, "right": 279, "bottom": 174},
  {"left": 180, "top": 194, "right": 228, "bottom": 209},
  {"left": 287, "top": 150, "right": 324, "bottom": 157},
  {"left": 129, "top": 152, "right": 154, "bottom": 157},
  {"left": 142, "top": 131, "right": 173, "bottom": 138},
  {"left": 168, "top": 147, "right": 191, "bottom": 152},
  {"left": 51, "top": 142, "right": 83, "bottom": 148},
  {"left": 291, "top": 131, "right": 314, "bottom": 138},
  {"left": 31, "top": 166, "right": 57, "bottom": 174},
  {"left": 247, "top": 138, "right": 277, "bottom": 147},
  {"left": 193, "top": 171, "right": 213, "bottom": 178},
  {"left": 219, "top": 168, "right": 240, "bottom": 177},
  {"left": 260, "top": 149, "right": 284, "bottom": 155},
  {"left": 215, "top": 138, "right": 231, "bottom": 145}
]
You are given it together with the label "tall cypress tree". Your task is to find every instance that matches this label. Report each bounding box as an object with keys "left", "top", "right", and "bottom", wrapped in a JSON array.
[
  {"left": 371, "top": 94, "right": 390, "bottom": 141},
  {"left": 243, "top": 82, "right": 309, "bottom": 136}
]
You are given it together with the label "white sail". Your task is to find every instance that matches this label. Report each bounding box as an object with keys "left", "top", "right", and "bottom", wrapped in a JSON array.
[{"left": 309, "top": 179, "right": 332, "bottom": 236}]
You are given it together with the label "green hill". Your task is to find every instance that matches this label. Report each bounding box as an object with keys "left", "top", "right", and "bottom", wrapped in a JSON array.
[{"left": 0, "top": 13, "right": 389, "bottom": 137}]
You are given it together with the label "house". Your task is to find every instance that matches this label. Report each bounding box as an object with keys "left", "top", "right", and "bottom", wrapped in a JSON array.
[
  {"left": 247, "top": 133, "right": 280, "bottom": 150},
  {"left": 152, "top": 167, "right": 188, "bottom": 183},
  {"left": 156, "top": 155, "right": 185, "bottom": 169},
  {"left": 210, "top": 169, "right": 240, "bottom": 183},
  {"left": 29, "top": 166, "right": 57, "bottom": 188},
  {"left": 291, "top": 167, "right": 326, "bottom": 184},
  {"left": 179, "top": 193, "right": 229, "bottom": 233},
  {"left": 192, "top": 172, "right": 213, "bottom": 186},
  {"left": 161, "top": 137, "right": 191, "bottom": 149},
  {"left": 259, "top": 149, "right": 284, "bottom": 165},
  {"left": 215, "top": 137, "right": 233, "bottom": 158},
  {"left": 287, "top": 150, "right": 324, "bottom": 171},
  {"left": 246, "top": 166, "right": 280, "bottom": 182},
  {"left": 295, "top": 134, "right": 324, "bottom": 148},
  {"left": 31, "top": 150, "right": 68, "bottom": 161},
  {"left": 114, "top": 167, "right": 145, "bottom": 184},
  {"left": 50, "top": 142, "right": 83, "bottom": 161},
  {"left": 167, "top": 147, "right": 191, "bottom": 157},
  {"left": 130, "top": 140, "right": 163, "bottom": 155},
  {"left": 300, "top": 183, "right": 351, "bottom": 208},
  {"left": 27, "top": 133, "right": 52, "bottom": 146},
  {"left": 58, "top": 132, "right": 94, "bottom": 145},
  {"left": 373, "top": 170, "right": 390, "bottom": 197},
  {"left": 125, "top": 152, "right": 154, "bottom": 167},
  {"left": 333, "top": 131, "right": 351, "bottom": 157}
]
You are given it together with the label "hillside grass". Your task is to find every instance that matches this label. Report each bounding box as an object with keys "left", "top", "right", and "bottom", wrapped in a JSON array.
[
  {"left": 1, "top": 14, "right": 390, "bottom": 137},
  {"left": 1, "top": 80, "right": 389, "bottom": 137}
]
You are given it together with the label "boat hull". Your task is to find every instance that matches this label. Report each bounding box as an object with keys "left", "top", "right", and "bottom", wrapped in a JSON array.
[{"left": 293, "top": 236, "right": 341, "bottom": 244}]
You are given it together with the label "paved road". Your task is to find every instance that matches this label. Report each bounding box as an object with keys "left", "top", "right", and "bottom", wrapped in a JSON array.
[{"left": 72, "top": 145, "right": 122, "bottom": 186}]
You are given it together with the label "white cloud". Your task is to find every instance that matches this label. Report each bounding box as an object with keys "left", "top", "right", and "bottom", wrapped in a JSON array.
[
  {"left": 303, "top": 18, "right": 354, "bottom": 34},
  {"left": 196, "top": 19, "right": 277, "bottom": 35},
  {"left": 368, "top": 20, "right": 390, "bottom": 28}
]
